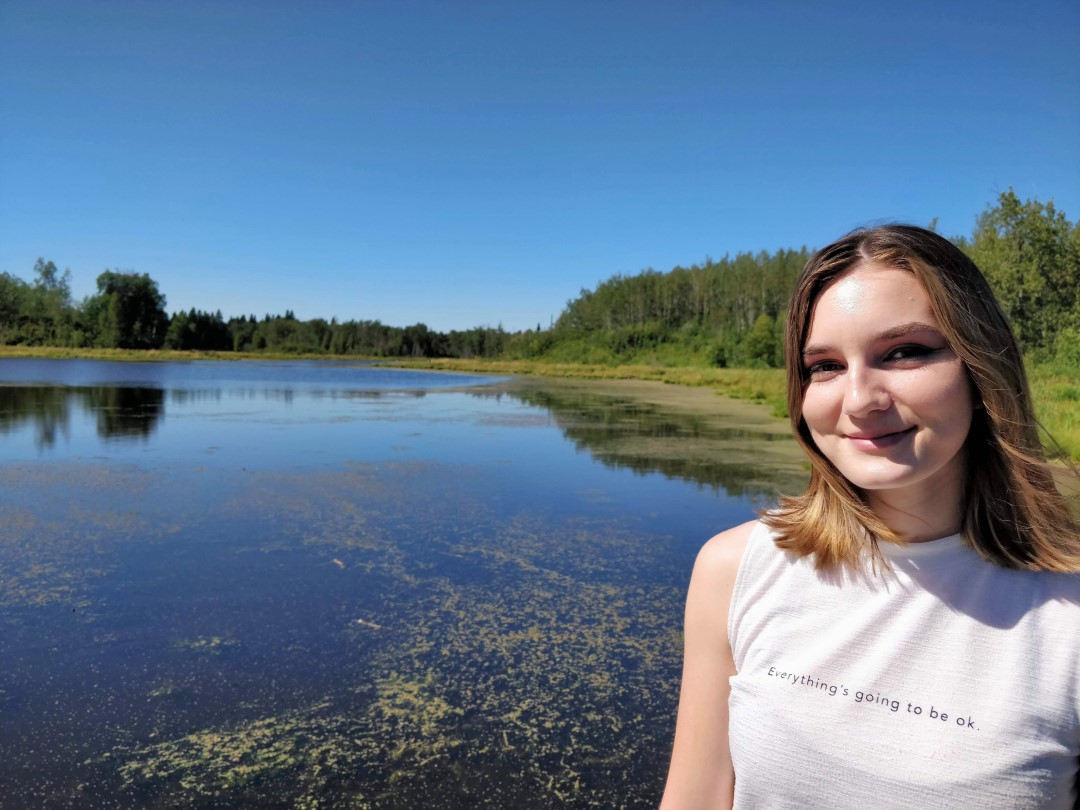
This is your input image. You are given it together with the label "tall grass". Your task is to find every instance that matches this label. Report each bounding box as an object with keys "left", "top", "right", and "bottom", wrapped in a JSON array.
[{"left": 1029, "top": 360, "right": 1080, "bottom": 461}]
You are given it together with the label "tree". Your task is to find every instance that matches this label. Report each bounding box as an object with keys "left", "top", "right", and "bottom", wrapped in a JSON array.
[
  {"left": 165, "top": 308, "right": 231, "bottom": 351},
  {"left": 30, "top": 259, "right": 75, "bottom": 344},
  {"left": 89, "top": 271, "right": 169, "bottom": 349},
  {"left": 164, "top": 310, "right": 191, "bottom": 350},
  {"left": 741, "top": 313, "right": 777, "bottom": 367},
  {"left": 32, "top": 258, "right": 68, "bottom": 295},
  {"left": 0, "top": 272, "right": 30, "bottom": 343},
  {"left": 966, "top": 190, "right": 1079, "bottom": 355},
  {"left": 229, "top": 315, "right": 258, "bottom": 352}
]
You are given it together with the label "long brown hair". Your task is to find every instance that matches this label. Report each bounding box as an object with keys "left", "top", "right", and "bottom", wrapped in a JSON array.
[{"left": 762, "top": 225, "right": 1080, "bottom": 572}]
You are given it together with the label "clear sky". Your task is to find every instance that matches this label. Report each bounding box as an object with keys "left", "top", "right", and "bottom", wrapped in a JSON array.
[{"left": 2, "top": 0, "right": 1077, "bottom": 332}]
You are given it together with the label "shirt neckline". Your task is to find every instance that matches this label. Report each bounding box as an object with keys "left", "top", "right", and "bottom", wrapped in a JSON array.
[{"left": 877, "top": 532, "right": 964, "bottom": 560}]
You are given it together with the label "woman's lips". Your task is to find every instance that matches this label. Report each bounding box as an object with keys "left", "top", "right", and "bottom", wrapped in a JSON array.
[{"left": 844, "top": 425, "right": 916, "bottom": 450}]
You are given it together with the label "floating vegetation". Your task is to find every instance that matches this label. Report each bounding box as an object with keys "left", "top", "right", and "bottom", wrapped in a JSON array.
[
  {"left": 107, "top": 467, "right": 684, "bottom": 808},
  {"left": 116, "top": 701, "right": 374, "bottom": 802},
  {"left": 173, "top": 636, "right": 237, "bottom": 655},
  {"left": 148, "top": 682, "right": 183, "bottom": 699},
  {"left": 372, "top": 670, "right": 464, "bottom": 747},
  {"left": 0, "top": 464, "right": 159, "bottom": 608}
]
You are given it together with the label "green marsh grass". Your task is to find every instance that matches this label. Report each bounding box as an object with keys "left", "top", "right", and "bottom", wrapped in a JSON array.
[{"left": 1029, "top": 360, "right": 1080, "bottom": 462}]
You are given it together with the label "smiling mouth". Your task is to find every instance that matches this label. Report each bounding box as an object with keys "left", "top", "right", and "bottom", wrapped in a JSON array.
[{"left": 844, "top": 426, "right": 916, "bottom": 448}]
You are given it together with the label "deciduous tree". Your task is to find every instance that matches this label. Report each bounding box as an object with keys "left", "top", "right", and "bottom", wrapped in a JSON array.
[{"left": 89, "top": 271, "right": 169, "bottom": 349}]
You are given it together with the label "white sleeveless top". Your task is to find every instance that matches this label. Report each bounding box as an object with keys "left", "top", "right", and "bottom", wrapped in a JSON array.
[{"left": 727, "top": 521, "right": 1080, "bottom": 809}]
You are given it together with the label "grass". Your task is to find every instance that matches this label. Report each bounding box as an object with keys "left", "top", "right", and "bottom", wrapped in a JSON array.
[{"left": 1028, "top": 360, "right": 1080, "bottom": 462}]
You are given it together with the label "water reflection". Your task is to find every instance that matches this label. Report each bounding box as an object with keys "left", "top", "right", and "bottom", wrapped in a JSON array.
[
  {"left": 0, "top": 385, "right": 165, "bottom": 447},
  {"left": 0, "top": 384, "right": 436, "bottom": 452},
  {"left": 85, "top": 387, "right": 165, "bottom": 440},
  {"left": 0, "top": 375, "right": 805, "bottom": 500},
  {"left": 482, "top": 381, "right": 807, "bottom": 498}
]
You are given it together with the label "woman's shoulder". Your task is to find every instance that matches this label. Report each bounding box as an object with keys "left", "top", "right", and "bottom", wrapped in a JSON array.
[{"left": 691, "top": 519, "right": 761, "bottom": 588}]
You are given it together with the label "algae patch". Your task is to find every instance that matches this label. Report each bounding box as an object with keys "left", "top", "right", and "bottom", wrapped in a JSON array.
[
  {"left": 109, "top": 466, "right": 684, "bottom": 808},
  {"left": 173, "top": 636, "right": 238, "bottom": 655}
]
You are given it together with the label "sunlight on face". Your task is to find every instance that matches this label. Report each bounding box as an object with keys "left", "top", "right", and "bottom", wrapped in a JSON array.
[{"left": 800, "top": 265, "right": 974, "bottom": 508}]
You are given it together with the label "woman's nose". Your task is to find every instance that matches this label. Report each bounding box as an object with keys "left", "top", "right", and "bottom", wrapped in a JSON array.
[{"left": 842, "top": 366, "right": 891, "bottom": 417}]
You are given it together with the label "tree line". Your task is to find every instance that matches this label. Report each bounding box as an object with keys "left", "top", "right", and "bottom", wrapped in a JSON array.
[
  {"left": 1, "top": 191, "right": 1076, "bottom": 366},
  {"left": 517, "top": 190, "right": 1078, "bottom": 367},
  {"left": 0, "top": 266, "right": 514, "bottom": 359}
]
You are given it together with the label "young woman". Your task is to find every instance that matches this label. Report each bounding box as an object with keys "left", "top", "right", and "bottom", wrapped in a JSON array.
[{"left": 661, "top": 225, "right": 1080, "bottom": 809}]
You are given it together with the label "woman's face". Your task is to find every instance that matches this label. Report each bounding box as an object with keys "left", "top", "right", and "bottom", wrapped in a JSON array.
[{"left": 799, "top": 264, "right": 974, "bottom": 505}]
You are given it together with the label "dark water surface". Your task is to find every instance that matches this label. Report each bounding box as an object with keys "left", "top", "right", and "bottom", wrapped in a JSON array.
[{"left": 0, "top": 359, "right": 800, "bottom": 809}]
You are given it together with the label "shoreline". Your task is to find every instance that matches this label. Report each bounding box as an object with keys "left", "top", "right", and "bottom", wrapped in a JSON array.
[
  {"left": 2, "top": 347, "right": 1077, "bottom": 469},
  {"left": 0, "top": 345, "right": 790, "bottom": 415}
]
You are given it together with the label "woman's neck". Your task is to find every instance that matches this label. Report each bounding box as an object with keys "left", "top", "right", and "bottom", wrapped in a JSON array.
[{"left": 865, "top": 484, "right": 964, "bottom": 543}]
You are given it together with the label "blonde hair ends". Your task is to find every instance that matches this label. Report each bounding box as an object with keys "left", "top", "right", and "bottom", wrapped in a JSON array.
[{"left": 763, "top": 225, "right": 1080, "bottom": 573}]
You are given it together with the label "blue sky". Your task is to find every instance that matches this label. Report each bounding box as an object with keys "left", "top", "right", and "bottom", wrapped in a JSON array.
[{"left": 2, "top": 0, "right": 1077, "bottom": 332}]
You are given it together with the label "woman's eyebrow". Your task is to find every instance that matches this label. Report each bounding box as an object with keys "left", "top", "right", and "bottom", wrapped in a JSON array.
[
  {"left": 876, "top": 321, "right": 942, "bottom": 341},
  {"left": 802, "top": 321, "right": 942, "bottom": 358}
]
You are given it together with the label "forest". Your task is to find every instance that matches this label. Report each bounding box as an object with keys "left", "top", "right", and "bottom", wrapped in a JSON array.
[{"left": 1, "top": 191, "right": 1077, "bottom": 369}]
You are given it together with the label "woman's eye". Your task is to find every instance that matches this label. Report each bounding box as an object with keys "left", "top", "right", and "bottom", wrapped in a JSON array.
[
  {"left": 804, "top": 360, "right": 841, "bottom": 379},
  {"left": 885, "top": 345, "right": 933, "bottom": 361}
]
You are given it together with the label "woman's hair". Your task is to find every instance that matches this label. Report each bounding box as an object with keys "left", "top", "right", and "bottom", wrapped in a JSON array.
[{"left": 762, "top": 224, "right": 1080, "bottom": 573}]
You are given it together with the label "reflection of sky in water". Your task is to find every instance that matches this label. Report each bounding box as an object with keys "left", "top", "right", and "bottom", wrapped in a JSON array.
[
  {"left": 1, "top": 385, "right": 745, "bottom": 547},
  {"left": 0, "top": 357, "right": 506, "bottom": 390},
  {"left": 0, "top": 358, "right": 509, "bottom": 464}
]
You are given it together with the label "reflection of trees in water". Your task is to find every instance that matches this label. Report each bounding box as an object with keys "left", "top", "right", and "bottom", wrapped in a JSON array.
[
  {"left": 0, "top": 384, "right": 433, "bottom": 450},
  {"left": 0, "top": 386, "right": 73, "bottom": 449},
  {"left": 0, "top": 386, "right": 165, "bottom": 447},
  {"left": 83, "top": 387, "right": 164, "bottom": 440},
  {"left": 163, "top": 387, "right": 427, "bottom": 405},
  {"left": 478, "top": 386, "right": 803, "bottom": 498},
  {"left": 168, "top": 388, "right": 224, "bottom": 405}
]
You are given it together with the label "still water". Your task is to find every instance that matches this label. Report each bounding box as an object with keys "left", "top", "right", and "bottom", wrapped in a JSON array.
[{"left": 0, "top": 358, "right": 803, "bottom": 809}]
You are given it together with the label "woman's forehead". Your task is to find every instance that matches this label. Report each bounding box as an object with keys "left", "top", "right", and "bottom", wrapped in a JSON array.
[{"left": 807, "top": 265, "right": 937, "bottom": 338}]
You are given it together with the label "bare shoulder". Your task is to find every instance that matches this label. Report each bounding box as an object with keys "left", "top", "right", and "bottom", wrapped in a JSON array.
[
  {"left": 683, "top": 519, "right": 758, "bottom": 631},
  {"left": 660, "top": 521, "right": 757, "bottom": 808},
  {"left": 692, "top": 519, "right": 758, "bottom": 584}
]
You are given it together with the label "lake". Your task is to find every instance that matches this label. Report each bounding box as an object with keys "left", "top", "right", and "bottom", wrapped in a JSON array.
[{"left": 0, "top": 358, "right": 805, "bottom": 809}]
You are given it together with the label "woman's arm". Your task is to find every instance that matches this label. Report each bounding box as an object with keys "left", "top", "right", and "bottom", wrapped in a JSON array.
[{"left": 659, "top": 520, "right": 755, "bottom": 810}]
